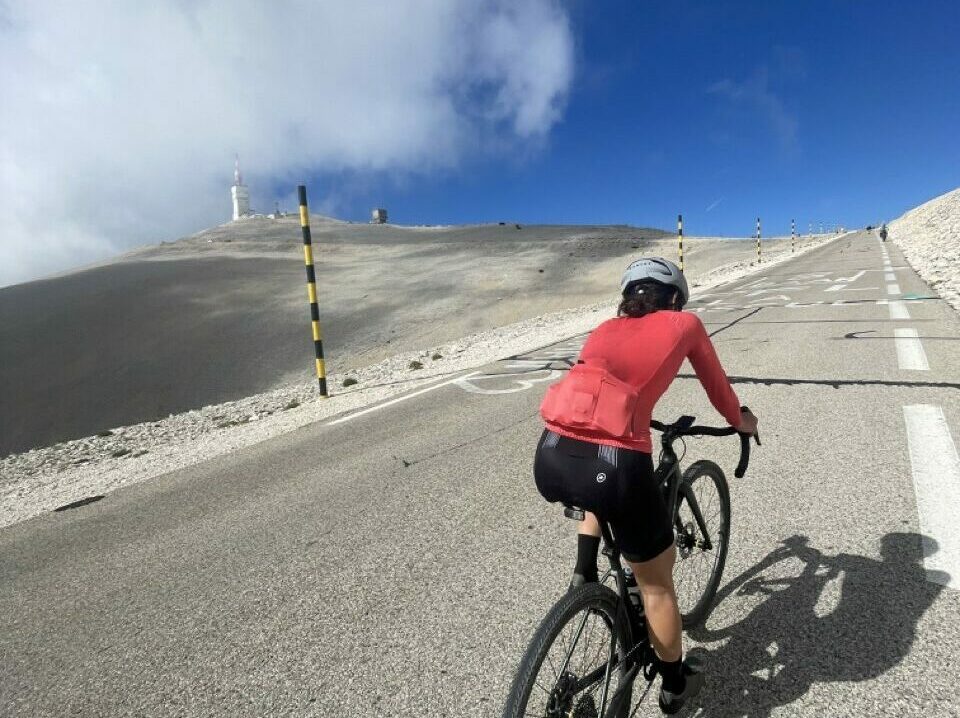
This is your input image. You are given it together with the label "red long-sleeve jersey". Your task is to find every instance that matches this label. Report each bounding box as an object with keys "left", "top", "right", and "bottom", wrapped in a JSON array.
[{"left": 543, "top": 311, "right": 742, "bottom": 453}]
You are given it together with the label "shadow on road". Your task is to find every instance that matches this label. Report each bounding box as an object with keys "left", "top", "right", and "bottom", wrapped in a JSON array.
[
  {"left": 677, "top": 373, "right": 960, "bottom": 391},
  {"left": 687, "top": 533, "right": 947, "bottom": 717}
]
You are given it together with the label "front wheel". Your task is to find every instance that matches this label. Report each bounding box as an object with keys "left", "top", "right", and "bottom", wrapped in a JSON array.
[
  {"left": 672, "top": 460, "right": 731, "bottom": 627},
  {"left": 502, "top": 583, "right": 635, "bottom": 718}
]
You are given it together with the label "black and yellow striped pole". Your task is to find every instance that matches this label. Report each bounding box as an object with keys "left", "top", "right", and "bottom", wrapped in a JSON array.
[
  {"left": 298, "top": 185, "right": 328, "bottom": 397},
  {"left": 677, "top": 214, "right": 684, "bottom": 272},
  {"left": 791, "top": 218, "right": 796, "bottom": 253},
  {"left": 756, "top": 216, "right": 762, "bottom": 264}
]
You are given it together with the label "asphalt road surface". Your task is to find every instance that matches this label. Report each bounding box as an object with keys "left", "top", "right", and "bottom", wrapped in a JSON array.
[{"left": 2, "top": 231, "right": 959, "bottom": 717}]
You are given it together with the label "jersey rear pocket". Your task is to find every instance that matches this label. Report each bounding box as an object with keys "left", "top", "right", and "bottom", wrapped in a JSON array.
[
  {"left": 540, "top": 363, "right": 638, "bottom": 438},
  {"left": 594, "top": 374, "right": 638, "bottom": 436}
]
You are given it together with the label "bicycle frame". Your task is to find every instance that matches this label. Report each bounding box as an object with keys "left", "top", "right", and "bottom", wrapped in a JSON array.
[
  {"left": 656, "top": 421, "right": 718, "bottom": 555},
  {"left": 560, "top": 507, "right": 654, "bottom": 705},
  {"left": 547, "top": 415, "right": 751, "bottom": 712}
]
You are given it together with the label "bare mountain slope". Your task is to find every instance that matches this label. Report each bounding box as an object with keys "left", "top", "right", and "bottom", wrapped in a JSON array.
[{"left": 3, "top": 218, "right": 681, "bottom": 456}]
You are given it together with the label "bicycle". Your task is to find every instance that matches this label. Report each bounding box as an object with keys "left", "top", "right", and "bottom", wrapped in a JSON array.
[{"left": 502, "top": 410, "right": 759, "bottom": 718}]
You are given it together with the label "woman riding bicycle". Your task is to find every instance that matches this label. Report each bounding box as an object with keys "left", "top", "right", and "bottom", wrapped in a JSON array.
[{"left": 534, "top": 257, "right": 758, "bottom": 714}]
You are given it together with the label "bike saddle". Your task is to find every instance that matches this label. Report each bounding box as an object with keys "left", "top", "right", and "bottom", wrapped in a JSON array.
[{"left": 562, "top": 504, "right": 586, "bottom": 521}]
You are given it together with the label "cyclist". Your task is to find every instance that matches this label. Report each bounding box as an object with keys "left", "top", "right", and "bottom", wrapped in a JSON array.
[
  {"left": 879, "top": 223, "right": 888, "bottom": 241},
  {"left": 534, "top": 257, "right": 758, "bottom": 714}
]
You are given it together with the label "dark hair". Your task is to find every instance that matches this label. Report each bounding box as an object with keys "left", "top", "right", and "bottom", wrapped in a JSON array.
[{"left": 617, "top": 280, "right": 679, "bottom": 318}]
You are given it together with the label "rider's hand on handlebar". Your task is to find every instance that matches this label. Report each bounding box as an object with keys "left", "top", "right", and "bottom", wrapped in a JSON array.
[{"left": 737, "top": 409, "right": 758, "bottom": 436}]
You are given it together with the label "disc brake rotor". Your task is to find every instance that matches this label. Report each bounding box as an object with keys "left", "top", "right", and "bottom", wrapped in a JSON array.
[{"left": 677, "top": 521, "right": 696, "bottom": 559}]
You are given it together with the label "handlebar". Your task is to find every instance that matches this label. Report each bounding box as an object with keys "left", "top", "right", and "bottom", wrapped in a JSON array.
[{"left": 650, "top": 406, "right": 760, "bottom": 479}]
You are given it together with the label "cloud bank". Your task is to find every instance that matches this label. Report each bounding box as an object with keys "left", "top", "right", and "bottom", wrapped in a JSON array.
[{"left": 0, "top": 0, "right": 574, "bottom": 287}]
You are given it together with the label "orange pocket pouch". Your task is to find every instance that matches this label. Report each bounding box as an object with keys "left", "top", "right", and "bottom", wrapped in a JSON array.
[{"left": 540, "top": 363, "right": 638, "bottom": 437}]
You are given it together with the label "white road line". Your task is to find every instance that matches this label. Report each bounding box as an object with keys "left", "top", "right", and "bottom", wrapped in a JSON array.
[
  {"left": 894, "top": 328, "right": 929, "bottom": 370},
  {"left": 325, "top": 371, "right": 481, "bottom": 425},
  {"left": 836, "top": 270, "right": 867, "bottom": 283},
  {"left": 884, "top": 272, "right": 896, "bottom": 281},
  {"left": 887, "top": 282, "right": 901, "bottom": 295},
  {"left": 903, "top": 405, "right": 960, "bottom": 589},
  {"left": 888, "top": 300, "right": 911, "bottom": 320}
]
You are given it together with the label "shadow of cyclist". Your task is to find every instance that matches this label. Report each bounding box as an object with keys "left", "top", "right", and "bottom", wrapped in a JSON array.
[{"left": 686, "top": 533, "right": 947, "bottom": 717}]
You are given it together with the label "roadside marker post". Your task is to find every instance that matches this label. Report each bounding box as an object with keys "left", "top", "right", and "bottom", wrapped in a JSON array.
[
  {"left": 677, "top": 214, "right": 684, "bottom": 272},
  {"left": 791, "top": 219, "right": 796, "bottom": 253},
  {"left": 298, "top": 185, "right": 329, "bottom": 398},
  {"left": 756, "top": 217, "right": 762, "bottom": 264}
]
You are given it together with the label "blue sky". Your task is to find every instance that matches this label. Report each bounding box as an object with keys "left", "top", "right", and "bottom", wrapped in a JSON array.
[{"left": 300, "top": 1, "right": 960, "bottom": 237}]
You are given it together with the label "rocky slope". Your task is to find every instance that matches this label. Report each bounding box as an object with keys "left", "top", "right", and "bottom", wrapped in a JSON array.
[{"left": 889, "top": 187, "right": 960, "bottom": 312}]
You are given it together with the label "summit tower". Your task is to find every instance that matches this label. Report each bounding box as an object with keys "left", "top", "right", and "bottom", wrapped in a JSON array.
[{"left": 231, "top": 155, "right": 251, "bottom": 221}]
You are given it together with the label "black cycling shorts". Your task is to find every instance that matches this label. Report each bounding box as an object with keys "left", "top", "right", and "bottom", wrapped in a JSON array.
[{"left": 534, "top": 429, "right": 674, "bottom": 563}]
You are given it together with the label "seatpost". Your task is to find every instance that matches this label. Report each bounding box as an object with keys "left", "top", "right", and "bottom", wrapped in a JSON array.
[{"left": 599, "top": 521, "right": 619, "bottom": 564}]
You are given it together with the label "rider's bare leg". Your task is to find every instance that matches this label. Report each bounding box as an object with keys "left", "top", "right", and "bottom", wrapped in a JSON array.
[
  {"left": 629, "top": 544, "right": 682, "bottom": 662},
  {"left": 578, "top": 512, "right": 601, "bottom": 537}
]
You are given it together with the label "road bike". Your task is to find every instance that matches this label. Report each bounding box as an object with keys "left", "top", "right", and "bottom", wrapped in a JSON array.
[{"left": 502, "top": 411, "right": 758, "bottom": 717}]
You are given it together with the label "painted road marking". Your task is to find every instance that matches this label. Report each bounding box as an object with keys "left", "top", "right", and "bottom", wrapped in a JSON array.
[
  {"left": 887, "top": 282, "right": 901, "bottom": 295},
  {"left": 454, "top": 369, "right": 561, "bottom": 395},
  {"left": 691, "top": 297, "right": 941, "bottom": 312},
  {"left": 888, "top": 301, "right": 911, "bottom": 320},
  {"left": 903, "top": 405, "right": 960, "bottom": 589},
  {"left": 325, "top": 371, "right": 481, "bottom": 426},
  {"left": 885, "top": 272, "right": 896, "bottom": 281},
  {"left": 894, "top": 329, "right": 929, "bottom": 370}
]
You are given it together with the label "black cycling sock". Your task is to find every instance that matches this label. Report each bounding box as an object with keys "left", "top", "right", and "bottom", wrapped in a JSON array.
[
  {"left": 659, "top": 657, "right": 686, "bottom": 694},
  {"left": 574, "top": 534, "right": 600, "bottom": 582}
]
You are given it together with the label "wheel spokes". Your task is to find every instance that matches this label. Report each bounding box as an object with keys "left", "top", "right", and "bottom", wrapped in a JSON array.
[
  {"left": 673, "top": 473, "right": 727, "bottom": 617},
  {"left": 523, "top": 607, "right": 624, "bottom": 717}
]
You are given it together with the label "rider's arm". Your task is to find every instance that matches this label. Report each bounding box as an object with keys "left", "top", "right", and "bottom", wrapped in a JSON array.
[{"left": 684, "top": 314, "right": 743, "bottom": 427}]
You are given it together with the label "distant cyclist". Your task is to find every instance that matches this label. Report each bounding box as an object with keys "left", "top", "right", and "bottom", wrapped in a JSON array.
[
  {"left": 879, "top": 224, "right": 888, "bottom": 241},
  {"left": 535, "top": 257, "right": 758, "bottom": 714}
]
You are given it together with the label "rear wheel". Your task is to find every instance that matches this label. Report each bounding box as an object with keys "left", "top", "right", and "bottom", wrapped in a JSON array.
[
  {"left": 672, "top": 460, "right": 731, "bottom": 627},
  {"left": 502, "top": 583, "right": 635, "bottom": 718}
]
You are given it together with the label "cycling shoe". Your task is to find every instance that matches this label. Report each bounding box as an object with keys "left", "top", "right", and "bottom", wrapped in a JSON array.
[
  {"left": 567, "top": 572, "right": 596, "bottom": 592},
  {"left": 658, "top": 656, "right": 704, "bottom": 714}
]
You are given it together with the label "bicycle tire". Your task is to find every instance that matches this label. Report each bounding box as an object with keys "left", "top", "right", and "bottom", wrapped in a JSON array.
[
  {"left": 502, "top": 583, "right": 635, "bottom": 718},
  {"left": 673, "top": 460, "right": 731, "bottom": 627}
]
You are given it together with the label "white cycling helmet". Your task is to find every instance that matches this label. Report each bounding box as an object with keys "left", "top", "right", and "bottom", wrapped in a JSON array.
[{"left": 620, "top": 257, "right": 689, "bottom": 306}]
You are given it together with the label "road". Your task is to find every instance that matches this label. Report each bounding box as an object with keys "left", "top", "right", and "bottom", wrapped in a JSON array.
[{"left": 2, "top": 231, "right": 959, "bottom": 717}]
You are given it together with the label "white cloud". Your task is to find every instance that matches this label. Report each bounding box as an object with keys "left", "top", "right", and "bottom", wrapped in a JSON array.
[
  {"left": 707, "top": 68, "right": 799, "bottom": 151},
  {"left": 0, "top": 0, "right": 574, "bottom": 286}
]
